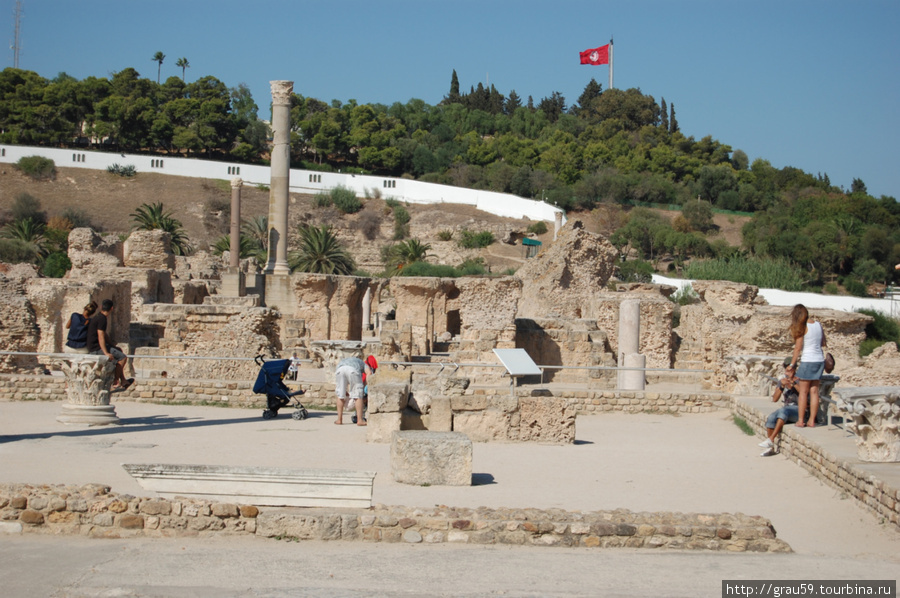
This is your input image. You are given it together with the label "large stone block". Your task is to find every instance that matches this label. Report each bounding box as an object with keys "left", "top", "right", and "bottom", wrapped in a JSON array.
[
  {"left": 452, "top": 410, "right": 510, "bottom": 442},
  {"left": 368, "top": 382, "right": 409, "bottom": 414},
  {"left": 516, "top": 397, "right": 576, "bottom": 444},
  {"left": 366, "top": 412, "right": 402, "bottom": 443},
  {"left": 391, "top": 431, "right": 472, "bottom": 486}
]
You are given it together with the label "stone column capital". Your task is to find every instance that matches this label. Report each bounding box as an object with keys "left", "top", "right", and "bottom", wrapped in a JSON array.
[
  {"left": 231, "top": 177, "right": 243, "bottom": 189},
  {"left": 270, "top": 80, "right": 294, "bottom": 105}
]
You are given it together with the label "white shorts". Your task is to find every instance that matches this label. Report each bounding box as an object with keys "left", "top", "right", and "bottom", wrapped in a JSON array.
[{"left": 335, "top": 365, "right": 364, "bottom": 400}]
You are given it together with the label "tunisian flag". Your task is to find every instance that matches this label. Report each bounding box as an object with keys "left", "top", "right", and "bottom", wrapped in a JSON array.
[{"left": 579, "top": 44, "right": 609, "bottom": 65}]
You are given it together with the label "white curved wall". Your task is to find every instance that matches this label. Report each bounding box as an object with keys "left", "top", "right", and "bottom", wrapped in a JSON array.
[{"left": 0, "top": 145, "right": 565, "bottom": 224}]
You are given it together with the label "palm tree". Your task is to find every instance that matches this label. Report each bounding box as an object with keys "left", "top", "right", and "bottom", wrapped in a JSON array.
[
  {"left": 152, "top": 51, "right": 165, "bottom": 84},
  {"left": 385, "top": 238, "right": 431, "bottom": 276},
  {"left": 289, "top": 224, "right": 355, "bottom": 275},
  {"left": 175, "top": 57, "right": 190, "bottom": 82},
  {"left": 1, "top": 217, "right": 47, "bottom": 257},
  {"left": 130, "top": 202, "right": 192, "bottom": 256}
]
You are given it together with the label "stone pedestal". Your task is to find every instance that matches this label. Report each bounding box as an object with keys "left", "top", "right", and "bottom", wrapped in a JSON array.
[
  {"left": 391, "top": 431, "right": 472, "bottom": 486},
  {"left": 54, "top": 354, "right": 120, "bottom": 425},
  {"left": 221, "top": 270, "right": 246, "bottom": 297},
  {"left": 621, "top": 353, "right": 646, "bottom": 390},
  {"left": 834, "top": 387, "right": 900, "bottom": 462}
]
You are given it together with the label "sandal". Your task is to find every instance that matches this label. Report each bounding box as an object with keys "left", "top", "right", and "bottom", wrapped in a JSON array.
[{"left": 120, "top": 378, "right": 135, "bottom": 391}]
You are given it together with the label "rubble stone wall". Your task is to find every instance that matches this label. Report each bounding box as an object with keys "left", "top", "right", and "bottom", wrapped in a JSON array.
[
  {"left": 0, "top": 483, "right": 790, "bottom": 552},
  {"left": 734, "top": 397, "right": 900, "bottom": 527}
]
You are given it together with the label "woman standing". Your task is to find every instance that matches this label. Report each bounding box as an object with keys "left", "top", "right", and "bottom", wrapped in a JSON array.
[
  {"left": 787, "top": 304, "right": 827, "bottom": 427},
  {"left": 64, "top": 301, "right": 98, "bottom": 354}
]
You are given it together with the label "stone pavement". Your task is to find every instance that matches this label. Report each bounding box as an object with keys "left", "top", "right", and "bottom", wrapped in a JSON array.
[{"left": 1, "top": 399, "right": 898, "bottom": 596}]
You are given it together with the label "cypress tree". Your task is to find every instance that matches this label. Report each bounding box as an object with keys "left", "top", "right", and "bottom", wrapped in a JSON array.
[{"left": 660, "top": 97, "right": 669, "bottom": 131}]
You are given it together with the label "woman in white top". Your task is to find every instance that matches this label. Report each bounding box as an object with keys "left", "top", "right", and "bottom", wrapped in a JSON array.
[{"left": 787, "top": 304, "right": 827, "bottom": 427}]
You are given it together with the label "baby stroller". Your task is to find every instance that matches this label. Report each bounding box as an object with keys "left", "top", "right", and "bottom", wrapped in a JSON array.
[{"left": 253, "top": 355, "right": 308, "bottom": 420}]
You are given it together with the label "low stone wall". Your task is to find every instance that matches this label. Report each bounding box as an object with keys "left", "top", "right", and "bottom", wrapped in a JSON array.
[
  {"left": 0, "top": 483, "right": 790, "bottom": 552},
  {"left": 733, "top": 397, "right": 900, "bottom": 528},
  {"left": 0, "top": 374, "right": 731, "bottom": 415}
]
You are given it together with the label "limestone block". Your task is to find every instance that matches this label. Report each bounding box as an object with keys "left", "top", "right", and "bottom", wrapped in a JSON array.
[
  {"left": 452, "top": 410, "right": 510, "bottom": 442},
  {"left": 123, "top": 229, "right": 175, "bottom": 270},
  {"left": 67, "top": 228, "right": 122, "bottom": 273},
  {"left": 391, "top": 431, "right": 472, "bottom": 486},
  {"left": 425, "top": 397, "right": 453, "bottom": 431},
  {"left": 366, "top": 412, "right": 402, "bottom": 443},
  {"left": 516, "top": 397, "right": 576, "bottom": 444},
  {"left": 368, "top": 382, "right": 409, "bottom": 414}
]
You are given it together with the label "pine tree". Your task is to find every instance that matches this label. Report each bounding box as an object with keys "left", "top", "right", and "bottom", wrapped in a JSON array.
[
  {"left": 576, "top": 78, "right": 602, "bottom": 115},
  {"left": 505, "top": 90, "right": 522, "bottom": 114},
  {"left": 660, "top": 97, "right": 669, "bottom": 131},
  {"left": 669, "top": 102, "right": 679, "bottom": 133},
  {"left": 447, "top": 69, "right": 461, "bottom": 104}
]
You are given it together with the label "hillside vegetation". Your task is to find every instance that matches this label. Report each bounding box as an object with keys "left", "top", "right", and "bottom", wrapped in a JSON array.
[{"left": 1, "top": 66, "right": 898, "bottom": 291}]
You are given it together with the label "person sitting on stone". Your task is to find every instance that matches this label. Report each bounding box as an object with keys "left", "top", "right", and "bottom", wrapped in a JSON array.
[
  {"left": 334, "top": 355, "right": 377, "bottom": 426},
  {"left": 759, "top": 358, "right": 801, "bottom": 456},
  {"left": 64, "top": 301, "right": 98, "bottom": 354},
  {"left": 86, "top": 299, "right": 132, "bottom": 391}
]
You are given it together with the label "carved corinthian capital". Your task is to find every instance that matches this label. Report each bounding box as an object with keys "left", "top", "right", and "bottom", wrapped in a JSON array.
[{"left": 270, "top": 80, "right": 294, "bottom": 106}]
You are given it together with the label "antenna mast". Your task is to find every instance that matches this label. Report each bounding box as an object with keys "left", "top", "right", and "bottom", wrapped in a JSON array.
[{"left": 12, "top": 0, "right": 23, "bottom": 68}]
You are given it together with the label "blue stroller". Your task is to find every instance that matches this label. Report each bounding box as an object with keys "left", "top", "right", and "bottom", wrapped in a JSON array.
[{"left": 253, "top": 355, "right": 308, "bottom": 420}]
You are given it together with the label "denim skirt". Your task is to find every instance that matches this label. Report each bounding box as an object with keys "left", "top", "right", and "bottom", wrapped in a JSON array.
[{"left": 796, "top": 361, "right": 824, "bottom": 381}]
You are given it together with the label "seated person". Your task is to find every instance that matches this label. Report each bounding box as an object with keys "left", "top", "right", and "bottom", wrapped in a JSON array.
[
  {"left": 334, "top": 355, "right": 377, "bottom": 426},
  {"left": 760, "top": 358, "right": 800, "bottom": 456}
]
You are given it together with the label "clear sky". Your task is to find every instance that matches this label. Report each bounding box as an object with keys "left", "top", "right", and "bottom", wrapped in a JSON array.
[{"left": 6, "top": 0, "right": 899, "bottom": 199}]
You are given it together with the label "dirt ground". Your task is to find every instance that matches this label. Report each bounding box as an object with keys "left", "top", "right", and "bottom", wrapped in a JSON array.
[{"left": 0, "top": 165, "right": 748, "bottom": 271}]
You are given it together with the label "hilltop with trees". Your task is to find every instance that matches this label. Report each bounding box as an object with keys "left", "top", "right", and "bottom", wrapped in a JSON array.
[{"left": 0, "top": 65, "right": 898, "bottom": 293}]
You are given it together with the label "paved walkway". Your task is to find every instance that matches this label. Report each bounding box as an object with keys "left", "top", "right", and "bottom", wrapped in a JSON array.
[{"left": 1, "top": 399, "right": 898, "bottom": 596}]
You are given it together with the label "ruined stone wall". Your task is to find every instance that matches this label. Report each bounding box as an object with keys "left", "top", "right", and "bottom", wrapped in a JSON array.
[
  {"left": 593, "top": 293, "right": 676, "bottom": 369},
  {"left": 389, "top": 277, "right": 457, "bottom": 355},
  {"left": 677, "top": 281, "right": 871, "bottom": 388},
  {"left": 0, "top": 483, "right": 790, "bottom": 552},
  {"left": 515, "top": 222, "right": 618, "bottom": 320},
  {"left": 0, "top": 270, "right": 40, "bottom": 372},
  {"left": 515, "top": 318, "right": 616, "bottom": 383},
  {"left": 66, "top": 228, "right": 122, "bottom": 272},
  {"left": 286, "top": 273, "right": 370, "bottom": 341}
]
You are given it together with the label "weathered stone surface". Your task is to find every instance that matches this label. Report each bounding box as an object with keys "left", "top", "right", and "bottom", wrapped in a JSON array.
[
  {"left": 67, "top": 227, "right": 122, "bottom": 273},
  {"left": 515, "top": 222, "right": 618, "bottom": 320},
  {"left": 515, "top": 397, "right": 576, "bottom": 444},
  {"left": 368, "top": 382, "right": 410, "bottom": 414},
  {"left": 452, "top": 410, "right": 510, "bottom": 442},
  {"left": 390, "top": 431, "right": 473, "bottom": 486},
  {"left": 123, "top": 229, "right": 176, "bottom": 270},
  {"left": 366, "top": 412, "right": 402, "bottom": 444}
]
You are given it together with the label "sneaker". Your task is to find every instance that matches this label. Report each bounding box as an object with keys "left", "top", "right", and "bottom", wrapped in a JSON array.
[
  {"left": 758, "top": 438, "right": 773, "bottom": 448},
  {"left": 760, "top": 447, "right": 776, "bottom": 457}
]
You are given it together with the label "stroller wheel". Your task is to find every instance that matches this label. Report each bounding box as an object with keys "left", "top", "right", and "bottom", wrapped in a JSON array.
[
  {"left": 292, "top": 409, "right": 308, "bottom": 421},
  {"left": 262, "top": 409, "right": 277, "bottom": 420}
]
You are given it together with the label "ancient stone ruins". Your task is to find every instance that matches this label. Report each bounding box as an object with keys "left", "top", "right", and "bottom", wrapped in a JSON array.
[{"left": 2, "top": 80, "right": 899, "bottom": 543}]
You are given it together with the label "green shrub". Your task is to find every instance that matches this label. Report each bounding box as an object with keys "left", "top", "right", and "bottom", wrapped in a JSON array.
[
  {"left": 17, "top": 156, "right": 56, "bottom": 181},
  {"left": 842, "top": 278, "right": 868, "bottom": 297},
  {"left": 858, "top": 309, "right": 900, "bottom": 343},
  {"left": 0, "top": 238, "right": 40, "bottom": 264},
  {"left": 392, "top": 205, "right": 411, "bottom": 240},
  {"left": 314, "top": 191, "right": 333, "bottom": 208},
  {"left": 859, "top": 338, "right": 887, "bottom": 358},
  {"left": 456, "top": 258, "right": 488, "bottom": 276},
  {"left": 331, "top": 186, "right": 363, "bottom": 214},
  {"left": 823, "top": 282, "right": 839, "bottom": 295},
  {"left": 683, "top": 256, "right": 803, "bottom": 291},
  {"left": 384, "top": 198, "right": 401, "bottom": 209},
  {"left": 60, "top": 207, "right": 93, "bottom": 229},
  {"left": 458, "top": 229, "right": 495, "bottom": 249},
  {"left": 396, "top": 261, "right": 459, "bottom": 277},
  {"left": 11, "top": 193, "right": 46, "bottom": 224},
  {"left": 107, "top": 163, "right": 137, "bottom": 177},
  {"left": 671, "top": 284, "right": 698, "bottom": 306},
  {"left": 617, "top": 259, "right": 654, "bottom": 283},
  {"left": 42, "top": 252, "right": 72, "bottom": 278},
  {"left": 526, "top": 221, "right": 548, "bottom": 235},
  {"left": 437, "top": 230, "right": 453, "bottom": 242}
]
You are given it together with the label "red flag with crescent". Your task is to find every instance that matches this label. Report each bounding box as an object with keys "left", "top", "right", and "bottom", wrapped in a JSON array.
[{"left": 579, "top": 44, "right": 609, "bottom": 65}]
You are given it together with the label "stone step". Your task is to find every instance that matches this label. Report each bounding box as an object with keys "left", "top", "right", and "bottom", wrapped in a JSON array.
[{"left": 203, "top": 294, "right": 261, "bottom": 307}]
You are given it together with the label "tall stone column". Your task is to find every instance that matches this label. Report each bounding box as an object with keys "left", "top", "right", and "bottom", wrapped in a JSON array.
[
  {"left": 617, "top": 299, "right": 641, "bottom": 389},
  {"left": 229, "top": 177, "right": 243, "bottom": 269},
  {"left": 362, "top": 287, "right": 372, "bottom": 333},
  {"left": 266, "top": 80, "right": 293, "bottom": 276}
]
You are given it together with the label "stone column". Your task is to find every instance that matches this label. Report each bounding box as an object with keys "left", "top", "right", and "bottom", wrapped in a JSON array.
[
  {"left": 362, "top": 287, "right": 372, "bottom": 332},
  {"left": 265, "top": 80, "right": 293, "bottom": 276},
  {"left": 229, "top": 177, "right": 242, "bottom": 269},
  {"left": 55, "top": 355, "right": 120, "bottom": 425},
  {"left": 617, "top": 299, "right": 641, "bottom": 389},
  {"left": 622, "top": 353, "right": 646, "bottom": 391},
  {"left": 553, "top": 212, "right": 563, "bottom": 241}
]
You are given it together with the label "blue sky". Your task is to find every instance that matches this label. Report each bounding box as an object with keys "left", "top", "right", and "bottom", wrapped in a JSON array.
[{"left": 6, "top": 0, "right": 899, "bottom": 199}]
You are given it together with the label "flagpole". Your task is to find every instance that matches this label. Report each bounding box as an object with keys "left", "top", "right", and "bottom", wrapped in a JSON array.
[{"left": 609, "top": 37, "right": 614, "bottom": 90}]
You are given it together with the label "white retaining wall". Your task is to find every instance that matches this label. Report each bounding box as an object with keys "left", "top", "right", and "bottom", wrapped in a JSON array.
[{"left": 0, "top": 145, "right": 565, "bottom": 224}]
